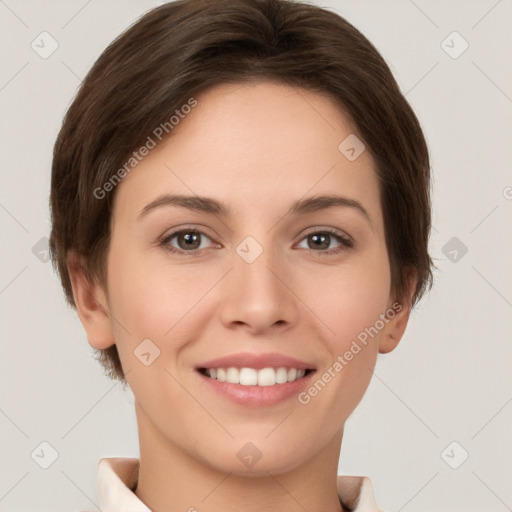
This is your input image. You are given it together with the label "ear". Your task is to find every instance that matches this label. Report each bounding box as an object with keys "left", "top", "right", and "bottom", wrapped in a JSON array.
[
  {"left": 378, "top": 273, "right": 417, "bottom": 354},
  {"left": 66, "top": 251, "right": 115, "bottom": 350}
]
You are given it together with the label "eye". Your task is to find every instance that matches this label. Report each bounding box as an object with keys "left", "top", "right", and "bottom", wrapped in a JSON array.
[
  {"left": 158, "top": 226, "right": 353, "bottom": 257},
  {"left": 160, "top": 228, "right": 215, "bottom": 254},
  {"left": 296, "top": 229, "right": 353, "bottom": 255}
]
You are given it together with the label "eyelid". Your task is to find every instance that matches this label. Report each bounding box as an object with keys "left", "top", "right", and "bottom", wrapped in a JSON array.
[
  {"left": 157, "top": 224, "right": 216, "bottom": 243},
  {"left": 298, "top": 226, "right": 353, "bottom": 243},
  {"left": 158, "top": 224, "right": 353, "bottom": 241}
]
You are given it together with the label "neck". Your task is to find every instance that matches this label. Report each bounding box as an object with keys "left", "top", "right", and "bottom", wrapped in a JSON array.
[{"left": 133, "top": 402, "right": 346, "bottom": 512}]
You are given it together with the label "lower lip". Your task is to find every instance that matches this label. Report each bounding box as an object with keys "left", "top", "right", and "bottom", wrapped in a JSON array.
[{"left": 197, "top": 371, "right": 315, "bottom": 407}]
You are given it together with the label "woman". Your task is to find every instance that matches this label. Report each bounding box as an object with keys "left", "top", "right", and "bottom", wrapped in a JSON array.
[{"left": 50, "top": 0, "right": 433, "bottom": 510}]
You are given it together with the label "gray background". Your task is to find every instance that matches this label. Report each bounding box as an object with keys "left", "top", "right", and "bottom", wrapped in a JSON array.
[{"left": 1, "top": 0, "right": 511, "bottom": 511}]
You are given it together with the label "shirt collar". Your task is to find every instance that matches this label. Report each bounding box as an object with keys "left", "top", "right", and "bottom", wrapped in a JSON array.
[{"left": 97, "top": 457, "right": 382, "bottom": 512}]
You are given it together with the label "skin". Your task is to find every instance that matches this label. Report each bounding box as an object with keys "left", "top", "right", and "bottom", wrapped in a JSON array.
[{"left": 68, "top": 81, "right": 414, "bottom": 512}]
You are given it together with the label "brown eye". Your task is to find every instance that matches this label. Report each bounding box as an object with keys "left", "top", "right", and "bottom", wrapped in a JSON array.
[
  {"left": 162, "top": 230, "right": 213, "bottom": 253},
  {"left": 297, "top": 229, "right": 353, "bottom": 255},
  {"left": 308, "top": 233, "right": 331, "bottom": 250},
  {"left": 176, "top": 231, "right": 201, "bottom": 250}
]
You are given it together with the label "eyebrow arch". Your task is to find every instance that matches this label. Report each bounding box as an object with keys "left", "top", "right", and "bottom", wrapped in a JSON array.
[
  {"left": 137, "top": 193, "right": 373, "bottom": 228},
  {"left": 288, "top": 195, "right": 373, "bottom": 228},
  {"left": 138, "top": 194, "right": 231, "bottom": 219}
]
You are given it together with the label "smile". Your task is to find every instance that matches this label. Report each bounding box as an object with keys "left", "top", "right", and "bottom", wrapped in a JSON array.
[{"left": 198, "top": 367, "right": 312, "bottom": 386}]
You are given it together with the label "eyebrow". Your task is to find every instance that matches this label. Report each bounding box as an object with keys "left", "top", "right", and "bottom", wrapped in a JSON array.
[{"left": 137, "top": 193, "right": 374, "bottom": 227}]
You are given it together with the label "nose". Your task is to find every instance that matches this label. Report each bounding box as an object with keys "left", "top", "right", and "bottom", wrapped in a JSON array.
[{"left": 219, "top": 241, "right": 299, "bottom": 336}]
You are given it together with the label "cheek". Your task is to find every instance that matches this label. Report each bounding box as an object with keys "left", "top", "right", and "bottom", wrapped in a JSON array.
[
  {"left": 306, "top": 250, "right": 392, "bottom": 347},
  {"left": 296, "top": 264, "right": 391, "bottom": 424},
  {"left": 106, "top": 244, "right": 219, "bottom": 360}
]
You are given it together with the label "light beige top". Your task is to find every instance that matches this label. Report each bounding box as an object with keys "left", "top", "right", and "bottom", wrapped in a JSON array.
[{"left": 76, "top": 457, "right": 385, "bottom": 512}]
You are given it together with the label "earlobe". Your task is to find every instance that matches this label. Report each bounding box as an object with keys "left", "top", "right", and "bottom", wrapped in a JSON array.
[
  {"left": 378, "top": 303, "right": 410, "bottom": 354},
  {"left": 67, "top": 251, "right": 115, "bottom": 350},
  {"left": 378, "top": 273, "right": 417, "bottom": 354}
]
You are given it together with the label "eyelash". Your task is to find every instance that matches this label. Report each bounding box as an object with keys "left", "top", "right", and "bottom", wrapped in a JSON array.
[{"left": 157, "top": 226, "right": 354, "bottom": 257}]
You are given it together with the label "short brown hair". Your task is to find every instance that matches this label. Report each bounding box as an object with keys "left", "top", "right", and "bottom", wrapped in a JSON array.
[{"left": 50, "top": 0, "right": 434, "bottom": 384}]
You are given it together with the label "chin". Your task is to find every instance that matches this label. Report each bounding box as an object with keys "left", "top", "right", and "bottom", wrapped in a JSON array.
[{"left": 201, "top": 439, "right": 310, "bottom": 477}]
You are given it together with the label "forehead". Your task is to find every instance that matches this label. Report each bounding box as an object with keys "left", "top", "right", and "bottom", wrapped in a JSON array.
[{"left": 111, "top": 81, "right": 383, "bottom": 230}]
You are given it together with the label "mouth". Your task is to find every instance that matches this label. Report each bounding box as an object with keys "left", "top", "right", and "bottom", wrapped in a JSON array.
[
  {"left": 194, "top": 352, "right": 316, "bottom": 407},
  {"left": 197, "top": 366, "right": 314, "bottom": 386}
]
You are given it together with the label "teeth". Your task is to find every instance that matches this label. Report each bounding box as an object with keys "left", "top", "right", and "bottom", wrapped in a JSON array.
[
  {"left": 239, "top": 367, "right": 257, "bottom": 385},
  {"left": 203, "top": 366, "right": 309, "bottom": 386},
  {"left": 258, "top": 368, "right": 275, "bottom": 386},
  {"left": 275, "top": 367, "right": 288, "bottom": 384},
  {"left": 226, "top": 367, "right": 239, "bottom": 384}
]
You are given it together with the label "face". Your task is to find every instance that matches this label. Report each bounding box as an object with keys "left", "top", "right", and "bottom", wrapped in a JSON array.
[{"left": 80, "top": 81, "right": 409, "bottom": 475}]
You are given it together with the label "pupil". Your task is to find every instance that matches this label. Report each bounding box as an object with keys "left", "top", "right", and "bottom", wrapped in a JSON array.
[
  {"left": 310, "top": 233, "right": 329, "bottom": 250},
  {"left": 181, "top": 232, "right": 199, "bottom": 249}
]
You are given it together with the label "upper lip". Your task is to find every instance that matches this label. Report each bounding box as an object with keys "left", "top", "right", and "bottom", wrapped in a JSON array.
[{"left": 196, "top": 352, "right": 316, "bottom": 370}]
